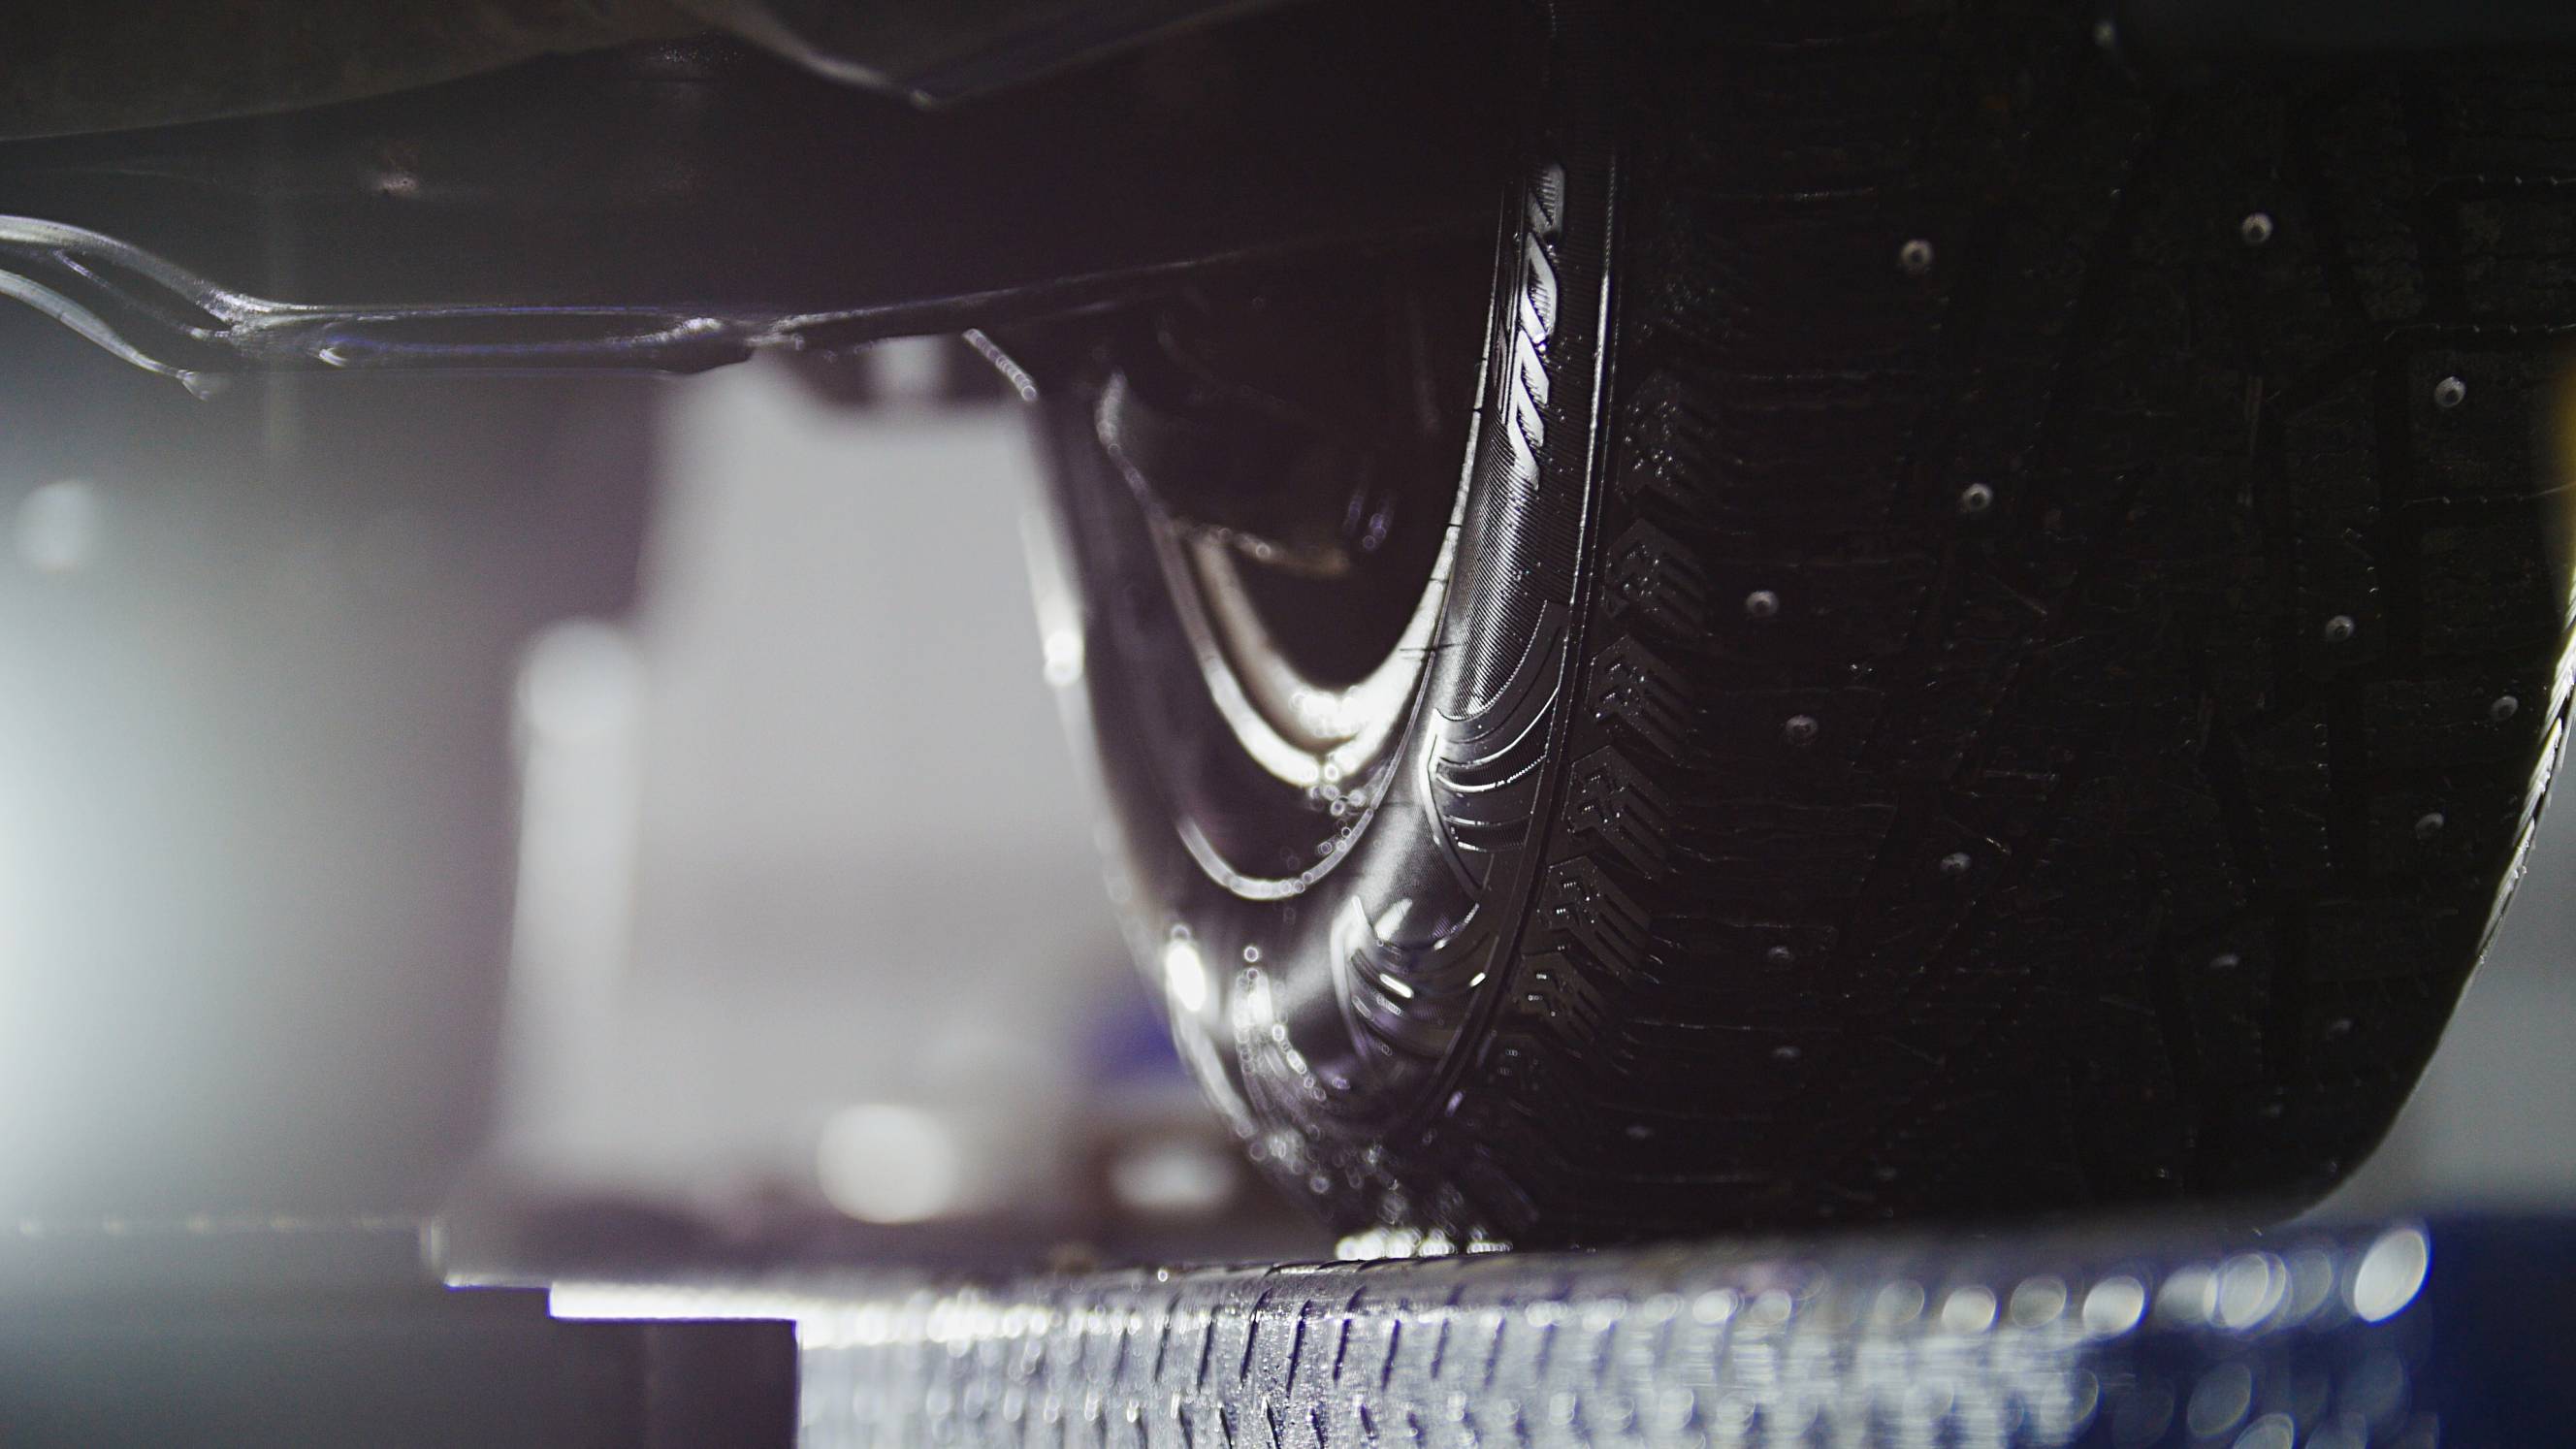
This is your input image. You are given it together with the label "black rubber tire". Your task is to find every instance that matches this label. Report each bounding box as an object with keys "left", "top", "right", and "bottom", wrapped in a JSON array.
[{"left": 1033, "top": 1, "right": 2576, "bottom": 1245}]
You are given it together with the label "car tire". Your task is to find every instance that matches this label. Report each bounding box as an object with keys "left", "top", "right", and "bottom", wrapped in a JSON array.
[{"left": 1027, "top": 0, "right": 2576, "bottom": 1244}]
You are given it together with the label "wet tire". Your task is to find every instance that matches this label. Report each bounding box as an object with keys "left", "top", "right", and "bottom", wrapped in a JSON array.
[{"left": 1030, "top": 2, "right": 2576, "bottom": 1244}]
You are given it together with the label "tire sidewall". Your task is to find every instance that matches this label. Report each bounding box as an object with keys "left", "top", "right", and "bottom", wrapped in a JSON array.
[{"left": 1035, "top": 10, "right": 1619, "bottom": 1236}]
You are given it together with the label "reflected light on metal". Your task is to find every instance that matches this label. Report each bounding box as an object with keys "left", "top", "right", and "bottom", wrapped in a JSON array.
[
  {"left": 549, "top": 1282, "right": 816, "bottom": 1322},
  {"left": 780, "top": 1219, "right": 2458, "bottom": 1446}
]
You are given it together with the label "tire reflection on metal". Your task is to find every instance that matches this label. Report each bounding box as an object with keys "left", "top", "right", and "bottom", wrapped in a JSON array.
[{"left": 539, "top": 1217, "right": 2524, "bottom": 1447}]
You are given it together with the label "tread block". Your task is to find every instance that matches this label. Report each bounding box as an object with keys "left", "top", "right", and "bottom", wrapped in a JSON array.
[
  {"left": 2302, "top": 976, "right": 2455, "bottom": 1079},
  {"left": 1700, "top": 552, "right": 1939, "bottom": 661},
  {"left": 1658, "top": 911, "right": 1844, "bottom": 986},
  {"left": 1862, "top": 667, "right": 2017, "bottom": 780},
  {"left": 1649, "top": 206, "right": 1957, "bottom": 368},
  {"left": 2362, "top": 670, "right": 2556, "bottom": 770},
  {"left": 2367, "top": 777, "right": 2528, "bottom": 878},
  {"left": 2208, "top": 1076, "right": 2405, "bottom": 1192},
  {"left": 1535, "top": 860, "right": 1655, "bottom": 983},
  {"left": 2283, "top": 377, "right": 2380, "bottom": 523},
  {"left": 2437, "top": 66, "right": 2576, "bottom": 173},
  {"left": 1616, "top": 370, "right": 1916, "bottom": 533},
  {"left": 2461, "top": 190, "right": 2576, "bottom": 315},
  {"left": 2308, "top": 85, "right": 2427, "bottom": 323},
  {"left": 2198, "top": 598, "right": 2278, "bottom": 720},
  {"left": 2248, "top": 194, "right": 2370, "bottom": 376},
  {"left": 1675, "top": 793, "right": 1900, "bottom": 912},
  {"left": 2420, "top": 524, "right": 2560, "bottom": 655},
  {"left": 1671, "top": 35, "right": 1945, "bottom": 184},
  {"left": 2149, "top": 775, "right": 2252, "bottom": 935},
  {"left": 2294, "top": 527, "right": 2385, "bottom": 671},
  {"left": 1562, "top": 746, "right": 1679, "bottom": 876},
  {"left": 1586, "top": 636, "right": 1693, "bottom": 760},
  {"left": 1702, "top": 682, "right": 1887, "bottom": 772},
  {"left": 2307, "top": 896, "right": 2470, "bottom": 983},
  {"left": 2174, "top": 924, "right": 2274, "bottom": 1090},
  {"left": 2409, "top": 350, "right": 2558, "bottom": 503},
  {"left": 1600, "top": 519, "right": 1711, "bottom": 638},
  {"left": 2237, "top": 710, "right": 2336, "bottom": 887}
]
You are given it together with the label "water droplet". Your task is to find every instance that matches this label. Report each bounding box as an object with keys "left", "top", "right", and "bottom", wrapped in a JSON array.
[
  {"left": 1764, "top": 945, "right": 1797, "bottom": 969},
  {"left": 2414, "top": 811, "right": 2446, "bottom": 840},
  {"left": 2233, "top": 1412, "right": 2297, "bottom": 1449},
  {"left": 2010, "top": 1275, "right": 2069, "bottom": 1327},
  {"left": 2322, "top": 614, "right": 2357, "bottom": 644},
  {"left": 2082, "top": 1274, "right": 2147, "bottom": 1336},
  {"left": 1782, "top": 714, "right": 1820, "bottom": 746},
  {"left": 2209, "top": 951, "right": 2243, "bottom": 973},
  {"left": 1899, "top": 238, "right": 1937, "bottom": 276},
  {"left": 2432, "top": 375, "right": 2467, "bottom": 410},
  {"left": 1938, "top": 851, "right": 1973, "bottom": 879},
  {"left": 2490, "top": 694, "right": 2521, "bottom": 724},
  {"left": 1939, "top": 1286, "right": 1997, "bottom": 1334},
  {"left": 2344, "top": 1348, "right": 2409, "bottom": 1422},
  {"left": 2349, "top": 1225, "right": 2431, "bottom": 1322},
  {"left": 2239, "top": 211, "right": 2275, "bottom": 247},
  {"left": 2188, "top": 1363, "right": 2255, "bottom": 1439},
  {"left": 1743, "top": 588, "right": 1781, "bottom": 620},
  {"left": 1958, "top": 481, "right": 1997, "bottom": 515},
  {"left": 2214, "top": 1252, "right": 2286, "bottom": 1329},
  {"left": 1872, "top": 1280, "right": 1925, "bottom": 1327}
]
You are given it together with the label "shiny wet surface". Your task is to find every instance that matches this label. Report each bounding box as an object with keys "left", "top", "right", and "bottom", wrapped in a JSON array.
[{"left": 545, "top": 1214, "right": 2573, "bottom": 1448}]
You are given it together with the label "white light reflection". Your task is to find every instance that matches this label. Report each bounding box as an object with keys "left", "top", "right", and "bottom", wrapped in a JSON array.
[
  {"left": 550, "top": 1282, "right": 813, "bottom": 1322},
  {"left": 1938, "top": 1285, "right": 1997, "bottom": 1335},
  {"left": 620, "top": 1234, "right": 2453, "bottom": 1445},
  {"left": 15, "top": 479, "right": 100, "bottom": 574},
  {"left": 1107, "top": 1137, "right": 1235, "bottom": 1216},
  {"left": 497, "top": 619, "right": 646, "bottom": 1159},
  {"left": 1162, "top": 934, "right": 1208, "bottom": 1014},
  {"left": 2348, "top": 1224, "right": 2431, "bottom": 1323},
  {"left": 1041, "top": 628, "right": 1083, "bottom": 687},
  {"left": 2213, "top": 1252, "right": 2287, "bottom": 1331},
  {"left": 2081, "top": 1275, "right": 2146, "bottom": 1337},
  {"left": 817, "top": 1103, "right": 964, "bottom": 1224},
  {"left": 868, "top": 336, "right": 950, "bottom": 405}
]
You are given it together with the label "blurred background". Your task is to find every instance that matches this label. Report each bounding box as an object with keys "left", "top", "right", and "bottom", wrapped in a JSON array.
[{"left": 0, "top": 303, "right": 2561, "bottom": 1264}]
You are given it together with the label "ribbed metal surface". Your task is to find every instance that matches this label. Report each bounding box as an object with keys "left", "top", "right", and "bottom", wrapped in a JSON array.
[{"left": 552, "top": 1217, "right": 2572, "bottom": 1447}]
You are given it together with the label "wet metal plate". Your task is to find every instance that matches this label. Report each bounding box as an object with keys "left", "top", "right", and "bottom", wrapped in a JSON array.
[{"left": 547, "top": 1215, "right": 2575, "bottom": 1447}]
